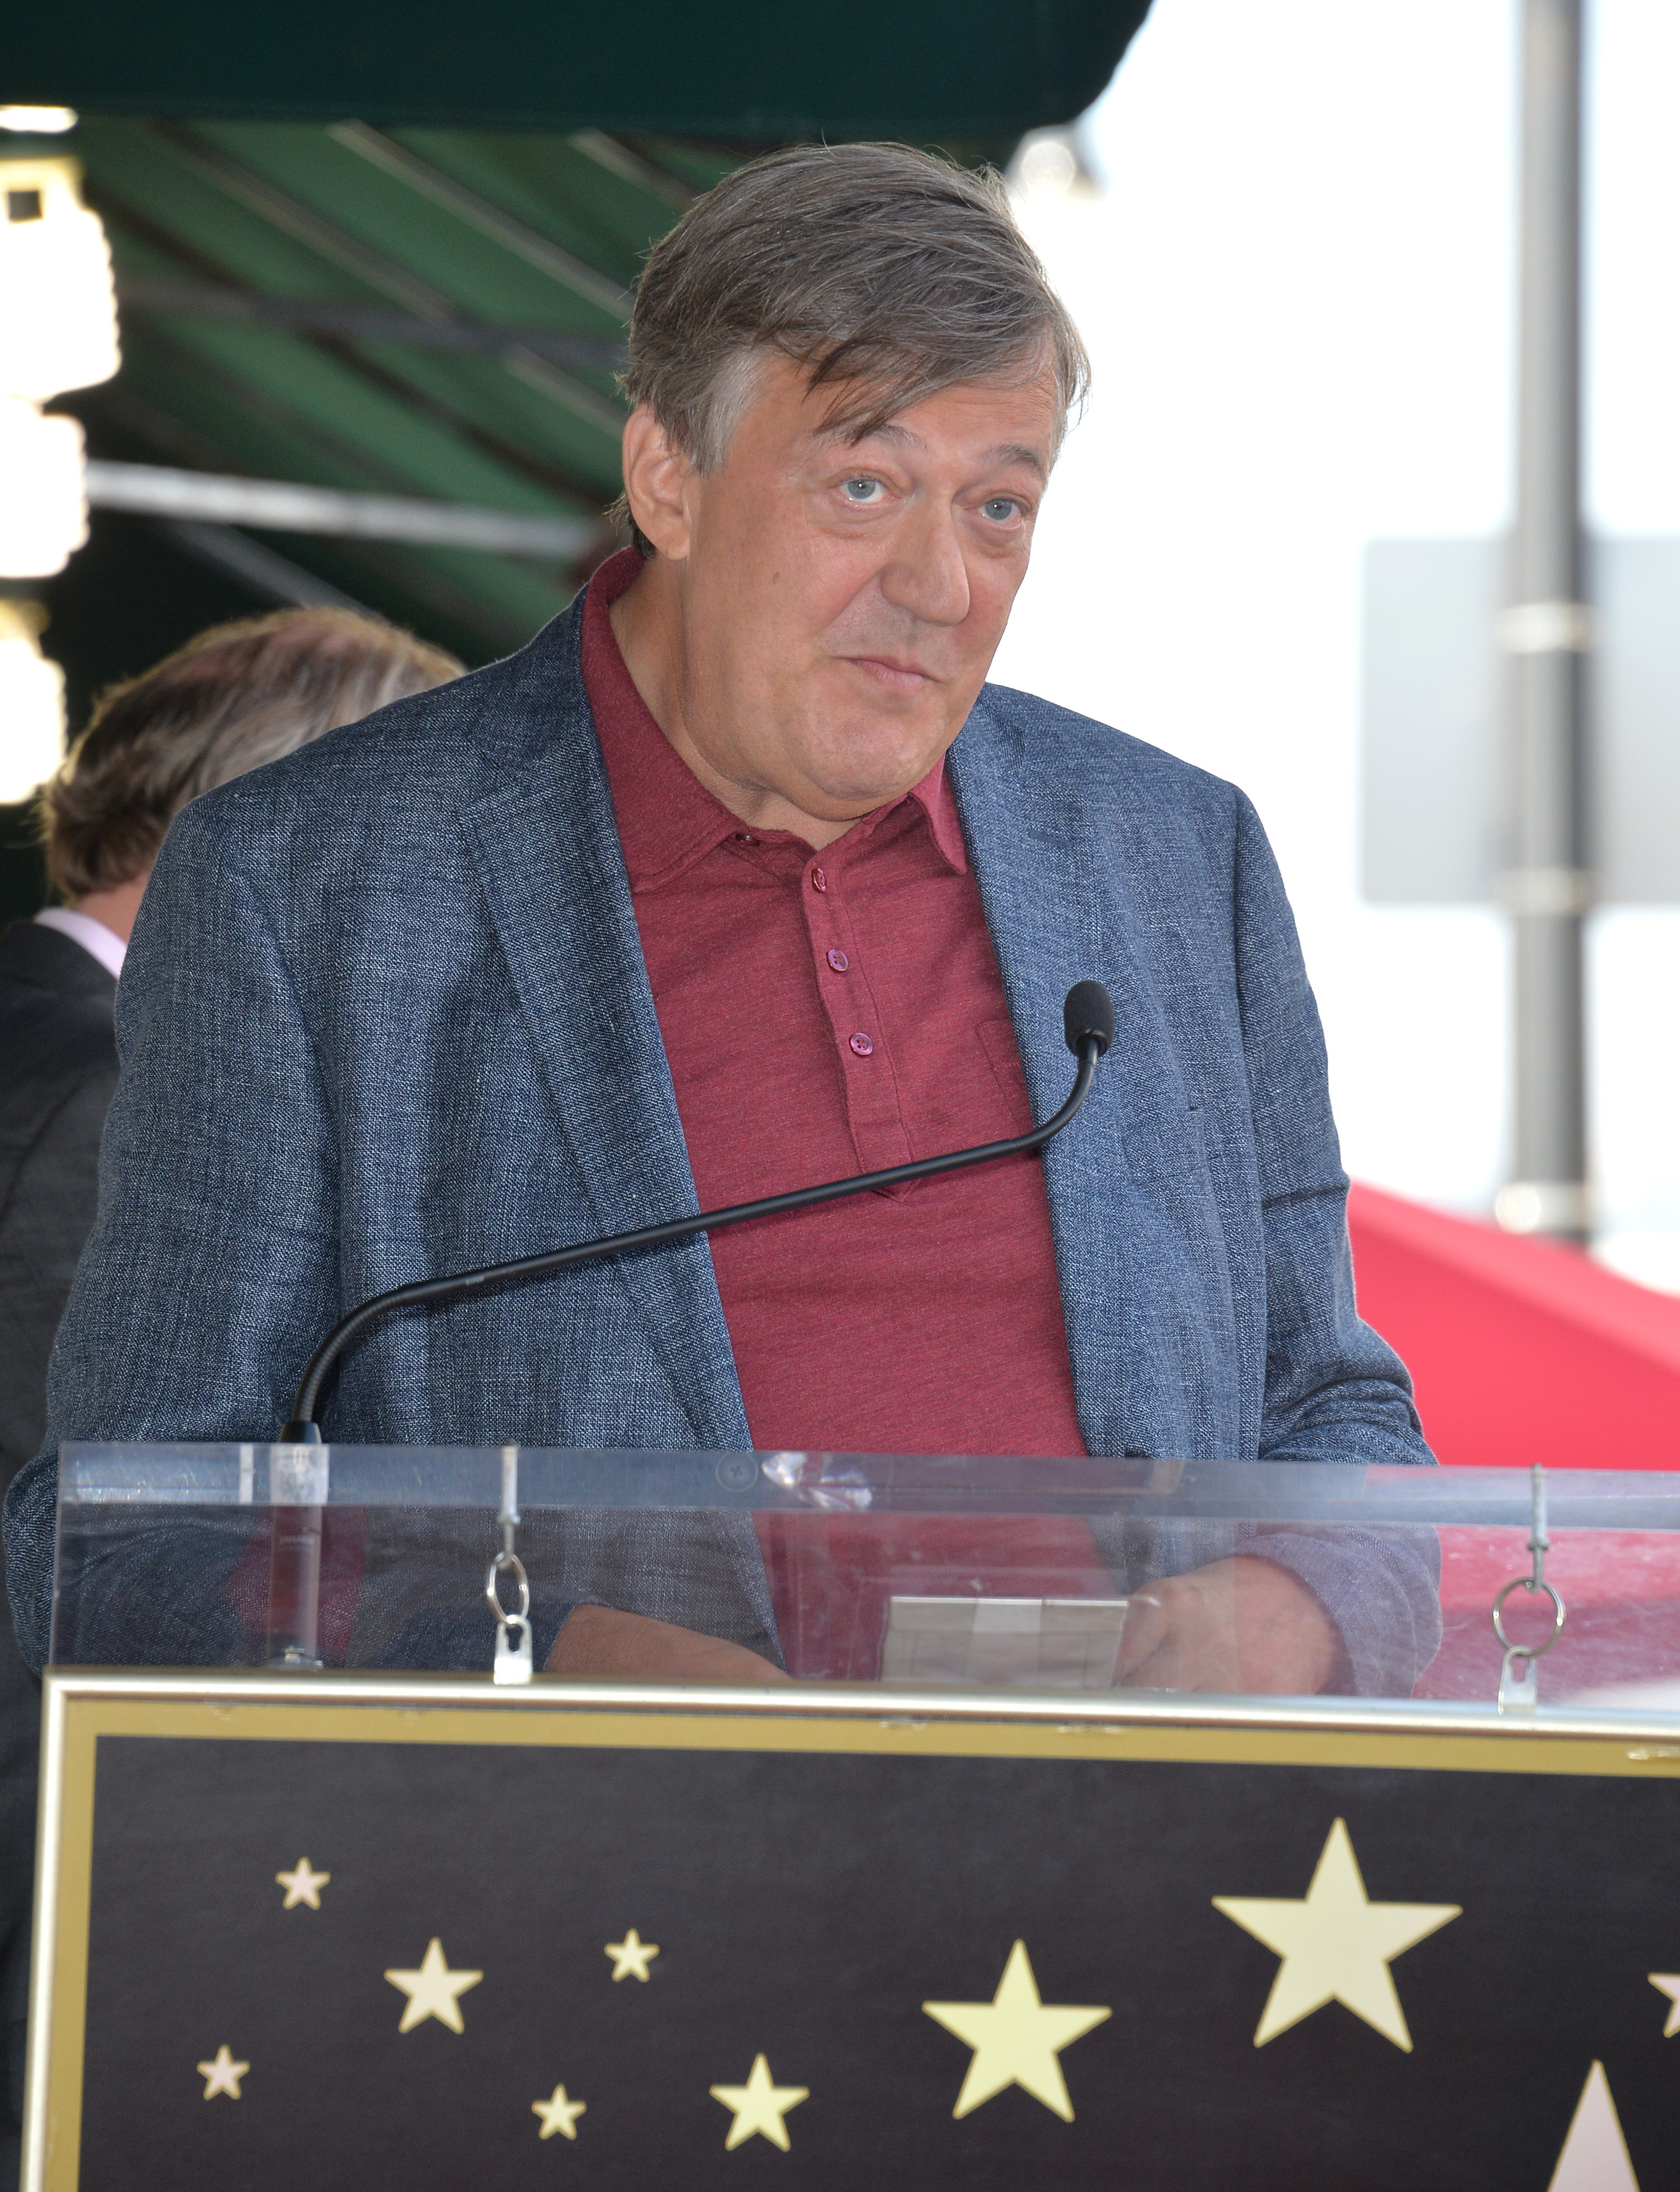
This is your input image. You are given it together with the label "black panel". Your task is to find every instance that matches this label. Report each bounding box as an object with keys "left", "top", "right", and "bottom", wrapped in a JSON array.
[{"left": 75, "top": 1734, "right": 1680, "bottom": 2189}]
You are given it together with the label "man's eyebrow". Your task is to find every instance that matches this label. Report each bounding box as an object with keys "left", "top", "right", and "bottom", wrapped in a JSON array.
[
  {"left": 820, "top": 421, "right": 1049, "bottom": 480},
  {"left": 984, "top": 442, "right": 1049, "bottom": 480}
]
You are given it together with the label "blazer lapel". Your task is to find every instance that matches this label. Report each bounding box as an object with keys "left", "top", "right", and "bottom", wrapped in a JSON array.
[
  {"left": 458, "top": 614, "right": 750, "bottom": 1450},
  {"left": 949, "top": 697, "right": 1157, "bottom": 1457}
]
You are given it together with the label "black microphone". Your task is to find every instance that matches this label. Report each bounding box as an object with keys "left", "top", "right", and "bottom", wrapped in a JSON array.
[{"left": 279, "top": 981, "right": 1115, "bottom": 1441}]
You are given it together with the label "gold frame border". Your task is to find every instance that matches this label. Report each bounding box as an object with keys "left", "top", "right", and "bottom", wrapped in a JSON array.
[{"left": 26, "top": 1669, "right": 1680, "bottom": 2190}]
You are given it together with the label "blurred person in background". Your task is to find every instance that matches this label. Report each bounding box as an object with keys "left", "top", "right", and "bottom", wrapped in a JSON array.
[{"left": 0, "top": 607, "right": 461, "bottom": 2174}]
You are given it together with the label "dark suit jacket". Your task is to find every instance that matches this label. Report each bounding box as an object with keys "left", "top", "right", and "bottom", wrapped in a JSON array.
[
  {"left": 1, "top": 920, "right": 118, "bottom": 1482},
  {"left": 0, "top": 917, "right": 117, "bottom": 2140}
]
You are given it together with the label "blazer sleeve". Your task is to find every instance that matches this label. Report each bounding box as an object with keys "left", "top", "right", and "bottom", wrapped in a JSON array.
[
  {"left": 1228, "top": 790, "right": 1440, "bottom": 1694},
  {"left": 3, "top": 799, "right": 340, "bottom": 1672}
]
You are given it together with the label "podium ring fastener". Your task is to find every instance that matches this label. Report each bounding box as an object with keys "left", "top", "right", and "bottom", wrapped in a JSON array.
[
  {"left": 486, "top": 1550, "right": 531, "bottom": 1625},
  {"left": 1491, "top": 1577, "right": 1565, "bottom": 1659}
]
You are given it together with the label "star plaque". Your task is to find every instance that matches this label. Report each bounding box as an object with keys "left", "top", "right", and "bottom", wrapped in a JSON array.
[
  {"left": 604, "top": 1928, "right": 659, "bottom": 1981},
  {"left": 275, "top": 1858, "right": 330, "bottom": 1910},
  {"left": 708, "top": 2055, "right": 809, "bottom": 2150},
  {"left": 923, "top": 1939, "right": 1111, "bottom": 2120},
  {"left": 1547, "top": 2062, "right": 1641, "bottom": 2191},
  {"left": 1214, "top": 1818, "right": 1460, "bottom": 2050},
  {"left": 383, "top": 1939, "right": 483, "bottom": 2034},
  {"left": 532, "top": 2085, "right": 587, "bottom": 2141},
  {"left": 196, "top": 2045, "right": 248, "bottom": 2100}
]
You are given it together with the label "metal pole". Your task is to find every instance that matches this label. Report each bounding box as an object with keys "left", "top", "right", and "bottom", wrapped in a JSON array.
[{"left": 1497, "top": 0, "right": 1591, "bottom": 1244}]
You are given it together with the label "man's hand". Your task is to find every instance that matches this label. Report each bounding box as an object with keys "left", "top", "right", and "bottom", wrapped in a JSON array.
[
  {"left": 1113, "top": 1555, "right": 1339, "bottom": 1695},
  {"left": 547, "top": 1602, "right": 791, "bottom": 1686}
]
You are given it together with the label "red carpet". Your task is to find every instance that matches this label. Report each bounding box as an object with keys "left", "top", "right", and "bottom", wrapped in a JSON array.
[{"left": 1348, "top": 1181, "right": 1680, "bottom": 1472}]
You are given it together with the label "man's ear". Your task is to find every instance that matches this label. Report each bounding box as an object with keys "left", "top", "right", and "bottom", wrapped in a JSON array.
[{"left": 620, "top": 405, "right": 697, "bottom": 560}]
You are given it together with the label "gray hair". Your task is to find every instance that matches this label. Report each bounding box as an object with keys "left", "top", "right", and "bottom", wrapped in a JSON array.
[{"left": 616, "top": 141, "right": 1089, "bottom": 554}]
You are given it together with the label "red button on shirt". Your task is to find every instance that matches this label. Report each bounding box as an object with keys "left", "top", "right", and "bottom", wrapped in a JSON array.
[{"left": 581, "top": 552, "right": 1094, "bottom": 1669}]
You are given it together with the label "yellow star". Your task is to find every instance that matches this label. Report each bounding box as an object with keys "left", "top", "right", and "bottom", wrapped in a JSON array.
[
  {"left": 923, "top": 1940, "right": 1110, "bottom": 2121},
  {"left": 196, "top": 2044, "right": 249, "bottom": 2100},
  {"left": 275, "top": 1858, "right": 330, "bottom": 1909},
  {"left": 1649, "top": 1973, "right": 1680, "bottom": 2036},
  {"left": 532, "top": 2084, "right": 587, "bottom": 2141},
  {"left": 1214, "top": 1818, "right": 1460, "bottom": 2050},
  {"left": 604, "top": 1928, "right": 660, "bottom": 1981},
  {"left": 383, "top": 1937, "right": 483, "bottom": 2033},
  {"left": 709, "top": 2054, "right": 809, "bottom": 2150}
]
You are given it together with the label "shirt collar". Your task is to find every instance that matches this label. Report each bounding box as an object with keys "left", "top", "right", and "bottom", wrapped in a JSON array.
[
  {"left": 580, "top": 547, "right": 969, "bottom": 890},
  {"left": 34, "top": 905, "right": 127, "bottom": 980}
]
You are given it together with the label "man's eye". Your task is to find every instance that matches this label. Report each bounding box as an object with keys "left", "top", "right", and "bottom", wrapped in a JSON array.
[
  {"left": 981, "top": 498, "right": 1020, "bottom": 523},
  {"left": 842, "top": 477, "right": 883, "bottom": 502}
]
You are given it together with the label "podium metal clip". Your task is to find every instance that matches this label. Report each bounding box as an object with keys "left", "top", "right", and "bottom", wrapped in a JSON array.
[
  {"left": 1493, "top": 1465, "right": 1566, "bottom": 1712},
  {"left": 486, "top": 1442, "right": 533, "bottom": 1686}
]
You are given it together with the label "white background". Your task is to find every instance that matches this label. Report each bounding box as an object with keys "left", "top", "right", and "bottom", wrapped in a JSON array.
[{"left": 992, "top": 0, "right": 1680, "bottom": 1286}]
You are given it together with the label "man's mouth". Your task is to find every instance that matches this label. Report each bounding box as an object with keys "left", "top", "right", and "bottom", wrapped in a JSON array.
[{"left": 843, "top": 655, "right": 936, "bottom": 695}]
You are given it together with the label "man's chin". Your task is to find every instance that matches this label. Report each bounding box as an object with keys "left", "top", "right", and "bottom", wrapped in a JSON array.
[
  {"left": 798, "top": 706, "right": 962, "bottom": 809},
  {"left": 801, "top": 753, "right": 948, "bottom": 817}
]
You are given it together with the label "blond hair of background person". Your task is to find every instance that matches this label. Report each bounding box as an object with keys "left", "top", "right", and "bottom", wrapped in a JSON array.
[{"left": 0, "top": 604, "right": 460, "bottom": 2171}]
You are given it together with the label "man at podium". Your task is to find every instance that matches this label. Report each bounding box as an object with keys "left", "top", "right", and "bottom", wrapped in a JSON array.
[{"left": 5, "top": 144, "right": 1436, "bottom": 1697}]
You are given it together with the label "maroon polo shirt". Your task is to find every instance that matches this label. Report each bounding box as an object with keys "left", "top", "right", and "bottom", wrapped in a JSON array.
[{"left": 583, "top": 552, "right": 1100, "bottom": 1669}]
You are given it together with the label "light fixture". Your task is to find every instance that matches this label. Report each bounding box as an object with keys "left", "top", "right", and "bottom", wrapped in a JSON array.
[
  {"left": 0, "top": 396, "right": 88, "bottom": 576},
  {"left": 1010, "top": 129, "right": 1101, "bottom": 202},
  {"left": 0, "top": 156, "right": 119, "bottom": 400},
  {"left": 0, "top": 599, "right": 66, "bottom": 804},
  {"left": 0, "top": 151, "right": 119, "bottom": 748},
  {"left": 0, "top": 107, "right": 79, "bottom": 135}
]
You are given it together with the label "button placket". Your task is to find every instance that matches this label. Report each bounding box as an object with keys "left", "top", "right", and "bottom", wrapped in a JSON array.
[{"left": 798, "top": 852, "right": 912, "bottom": 1171}]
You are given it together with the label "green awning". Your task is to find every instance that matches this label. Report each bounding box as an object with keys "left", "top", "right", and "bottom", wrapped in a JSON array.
[
  {"left": 6, "top": 2, "right": 1150, "bottom": 141},
  {"left": 56, "top": 117, "right": 701, "bottom": 663}
]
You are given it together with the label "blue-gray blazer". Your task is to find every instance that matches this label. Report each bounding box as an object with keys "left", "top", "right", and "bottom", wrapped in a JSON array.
[{"left": 4, "top": 593, "right": 1437, "bottom": 1685}]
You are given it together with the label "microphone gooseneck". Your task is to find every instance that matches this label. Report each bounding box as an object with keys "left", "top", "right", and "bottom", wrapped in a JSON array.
[{"left": 279, "top": 981, "right": 1115, "bottom": 1440}]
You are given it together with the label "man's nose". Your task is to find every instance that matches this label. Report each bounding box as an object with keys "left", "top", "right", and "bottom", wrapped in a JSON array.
[{"left": 879, "top": 503, "right": 972, "bottom": 628}]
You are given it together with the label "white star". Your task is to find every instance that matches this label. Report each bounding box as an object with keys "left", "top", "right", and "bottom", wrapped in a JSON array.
[
  {"left": 1548, "top": 2062, "right": 1641, "bottom": 2190},
  {"left": 923, "top": 1940, "right": 1110, "bottom": 2121},
  {"left": 275, "top": 1858, "right": 330, "bottom": 1910},
  {"left": 196, "top": 2044, "right": 249, "bottom": 2100},
  {"left": 383, "top": 1938, "right": 483, "bottom": 2033},
  {"left": 1214, "top": 1818, "right": 1460, "bottom": 2050},
  {"left": 709, "top": 2055, "right": 809, "bottom": 2150},
  {"left": 604, "top": 1928, "right": 660, "bottom": 1981},
  {"left": 532, "top": 2084, "right": 587, "bottom": 2140},
  {"left": 1650, "top": 1973, "right": 1680, "bottom": 2036}
]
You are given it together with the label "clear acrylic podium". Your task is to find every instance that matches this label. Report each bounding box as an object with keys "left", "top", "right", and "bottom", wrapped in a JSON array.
[
  {"left": 47, "top": 1442, "right": 1680, "bottom": 1711},
  {"left": 31, "top": 1447, "right": 1680, "bottom": 2191}
]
